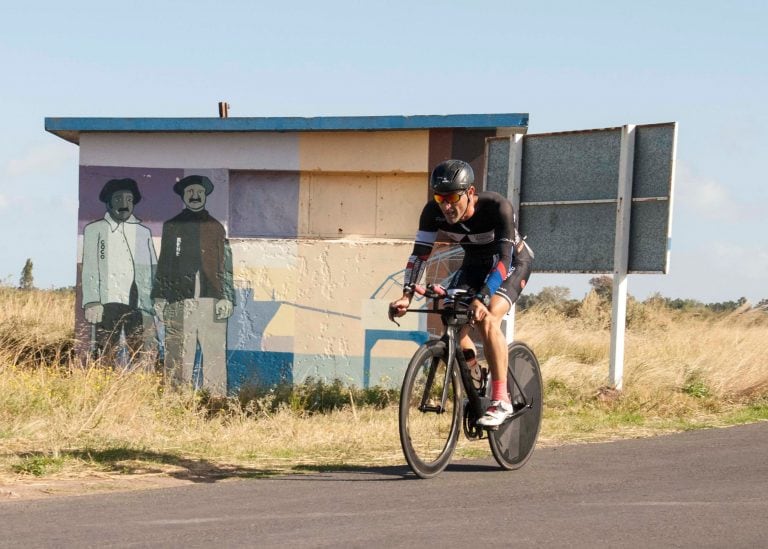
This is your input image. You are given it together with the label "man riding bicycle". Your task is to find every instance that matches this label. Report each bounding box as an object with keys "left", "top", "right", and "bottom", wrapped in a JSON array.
[{"left": 389, "top": 159, "right": 534, "bottom": 427}]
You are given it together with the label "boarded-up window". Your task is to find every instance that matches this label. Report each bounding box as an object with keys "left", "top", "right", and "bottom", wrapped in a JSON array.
[
  {"left": 304, "top": 173, "right": 425, "bottom": 238},
  {"left": 229, "top": 171, "right": 300, "bottom": 237},
  {"left": 230, "top": 170, "right": 425, "bottom": 239}
]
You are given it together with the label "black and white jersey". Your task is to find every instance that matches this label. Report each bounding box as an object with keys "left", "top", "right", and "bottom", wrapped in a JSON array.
[{"left": 404, "top": 191, "right": 522, "bottom": 296}]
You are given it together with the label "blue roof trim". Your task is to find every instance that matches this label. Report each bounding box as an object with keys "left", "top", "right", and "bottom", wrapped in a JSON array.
[{"left": 45, "top": 113, "right": 529, "bottom": 144}]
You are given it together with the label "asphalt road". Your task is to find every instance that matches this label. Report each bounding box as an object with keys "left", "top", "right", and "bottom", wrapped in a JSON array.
[{"left": 1, "top": 422, "right": 766, "bottom": 548}]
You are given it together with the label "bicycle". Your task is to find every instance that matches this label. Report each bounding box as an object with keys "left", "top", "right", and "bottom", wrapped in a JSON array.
[{"left": 389, "top": 284, "right": 543, "bottom": 479}]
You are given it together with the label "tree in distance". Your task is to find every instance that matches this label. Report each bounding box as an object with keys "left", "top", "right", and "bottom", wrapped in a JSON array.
[
  {"left": 19, "top": 258, "right": 34, "bottom": 290},
  {"left": 588, "top": 275, "right": 613, "bottom": 301}
]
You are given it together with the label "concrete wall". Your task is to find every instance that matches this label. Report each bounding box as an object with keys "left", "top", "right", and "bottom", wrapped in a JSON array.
[{"left": 76, "top": 128, "right": 497, "bottom": 391}]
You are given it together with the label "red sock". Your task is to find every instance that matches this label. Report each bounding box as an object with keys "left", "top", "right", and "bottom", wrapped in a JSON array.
[{"left": 492, "top": 380, "right": 509, "bottom": 403}]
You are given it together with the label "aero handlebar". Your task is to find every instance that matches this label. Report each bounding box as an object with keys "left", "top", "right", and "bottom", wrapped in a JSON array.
[{"left": 388, "top": 284, "right": 474, "bottom": 326}]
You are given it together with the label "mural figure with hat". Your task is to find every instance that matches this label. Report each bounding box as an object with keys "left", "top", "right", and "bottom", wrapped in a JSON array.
[
  {"left": 81, "top": 178, "right": 158, "bottom": 363},
  {"left": 152, "top": 174, "right": 235, "bottom": 397}
]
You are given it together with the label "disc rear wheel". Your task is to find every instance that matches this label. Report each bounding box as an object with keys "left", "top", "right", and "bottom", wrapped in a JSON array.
[{"left": 488, "top": 342, "right": 543, "bottom": 470}]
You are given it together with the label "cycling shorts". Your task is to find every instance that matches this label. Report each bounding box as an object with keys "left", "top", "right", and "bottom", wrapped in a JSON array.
[{"left": 447, "top": 241, "right": 533, "bottom": 308}]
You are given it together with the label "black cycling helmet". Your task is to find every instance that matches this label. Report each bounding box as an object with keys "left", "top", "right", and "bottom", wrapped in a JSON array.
[{"left": 430, "top": 159, "right": 474, "bottom": 193}]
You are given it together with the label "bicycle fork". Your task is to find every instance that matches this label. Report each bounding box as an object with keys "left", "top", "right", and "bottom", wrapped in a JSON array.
[
  {"left": 417, "top": 326, "right": 488, "bottom": 422},
  {"left": 418, "top": 356, "right": 451, "bottom": 413},
  {"left": 417, "top": 329, "right": 465, "bottom": 415},
  {"left": 417, "top": 341, "right": 454, "bottom": 414}
]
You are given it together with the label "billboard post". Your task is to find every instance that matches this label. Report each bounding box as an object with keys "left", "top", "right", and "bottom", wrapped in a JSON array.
[{"left": 610, "top": 125, "right": 637, "bottom": 390}]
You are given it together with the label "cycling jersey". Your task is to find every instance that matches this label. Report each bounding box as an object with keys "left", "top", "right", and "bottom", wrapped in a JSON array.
[{"left": 404, "top": 191, "right": 531, "bottom": 303}]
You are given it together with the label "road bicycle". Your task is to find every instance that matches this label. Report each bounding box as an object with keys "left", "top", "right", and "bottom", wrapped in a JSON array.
[{"left": 390, "top": 284, "right": 543, "bottom": 479}]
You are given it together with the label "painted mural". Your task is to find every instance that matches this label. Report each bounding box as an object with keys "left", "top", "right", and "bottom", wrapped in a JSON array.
[
  {"left": 151, "top": 175, "right": 234, "bottom": 397},
  {"left": 75, "top": 127, "right": 496, "bottom": 394},
  {"left": 77, "top": 167, "right": 438, "bottom": 394},
  {"left": 78, "top": 167, "right": 234, "bottom": 395},
  {"left": 81, "top": 178, "right": 157, "bottom": 363}
]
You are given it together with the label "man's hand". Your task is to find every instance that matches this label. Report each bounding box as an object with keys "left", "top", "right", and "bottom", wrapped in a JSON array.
[
  {"left": 215, "top": 299, "right": 234, "bottom": 320},
  {"left": 84, "top": 303, "right": 103, "bottom": 324},
  {"left": 388, "top": 295, "right": 411, "bottom": 319},
  {"left": 153, "top": 299, "right": 167, "bottom": 322},
  {"left": 470, "top": 298, "right": 490, "bottom": 322}
]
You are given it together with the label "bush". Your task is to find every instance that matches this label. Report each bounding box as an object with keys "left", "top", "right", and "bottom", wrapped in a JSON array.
[{"left": 236, "top": 377, "right": 398, "bottom": 415}]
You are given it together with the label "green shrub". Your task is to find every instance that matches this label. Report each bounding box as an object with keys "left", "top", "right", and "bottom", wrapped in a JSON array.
[
  {"left": 237, "top": 377, "right": 398, "bottom": 415},
  {"left": 13, "top": 454, "right": 66, "bottom": 476}
]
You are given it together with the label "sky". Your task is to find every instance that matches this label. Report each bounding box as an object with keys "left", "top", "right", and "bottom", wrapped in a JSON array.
[{"left": 1, "top": 0, "right": 766, "bottom": 304}]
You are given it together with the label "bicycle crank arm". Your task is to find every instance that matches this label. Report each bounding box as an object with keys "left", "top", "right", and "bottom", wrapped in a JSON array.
[{"left": 419, "top": 404, "right": 447, "bottom": 413}]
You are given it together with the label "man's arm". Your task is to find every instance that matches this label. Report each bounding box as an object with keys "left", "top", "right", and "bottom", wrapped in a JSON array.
[
  {"left": 136, "top": 227, "right": 158, "bottom": 314},
  {"left": 214, "top": 236, "right": 235, "bottom": 320},
  {"left": 151, "top": 222, "right": 172, "bottom": 301},
  {"left": 81, "top": 223, "right": 106, "bottom": 324},
  {"left": 391, "top": 204, "right": 437, "bottom": 317},
  {"left": 151, "top": 222, "right": 174, "bottom": 321},
  {"left": 402, "top": 240, "right": 433, "bottom": 295},
  {"left": 81, "top": 223, "right": 101, "bottom": 308},
  {"left": 220, "top": 237, "right": 235, "bottom": 305},
  {"left": 402, "top": 203, "right": 440, "bottom": 293}
]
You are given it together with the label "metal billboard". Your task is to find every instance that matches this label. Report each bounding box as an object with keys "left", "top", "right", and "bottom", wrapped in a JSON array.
[{"left": 485, "top": 123, "right": 677, "bottom": 274}]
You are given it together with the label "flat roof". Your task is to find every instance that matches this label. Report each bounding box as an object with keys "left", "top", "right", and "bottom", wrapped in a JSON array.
[{"left": 44, "top": 113, "right": 529, "bottom": 144}]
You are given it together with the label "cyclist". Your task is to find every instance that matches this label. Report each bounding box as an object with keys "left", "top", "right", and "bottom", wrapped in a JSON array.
[{"left": 389, "top": 159, "right": 533, "bottom": 427}]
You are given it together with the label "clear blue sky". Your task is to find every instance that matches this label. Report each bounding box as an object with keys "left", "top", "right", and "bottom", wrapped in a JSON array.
[{"left": 1, "top": 1, "right": 766, "bottom": 304}]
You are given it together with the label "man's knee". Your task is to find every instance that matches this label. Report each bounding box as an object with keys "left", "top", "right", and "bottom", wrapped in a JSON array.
[{"left": 477, "top": 312, "right": 504, "bottom": 338}]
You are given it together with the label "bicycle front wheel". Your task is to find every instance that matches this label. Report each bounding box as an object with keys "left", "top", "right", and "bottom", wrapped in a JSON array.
[
  {"left": 399, "top": 341, "right": 461, "bottom": 479},
  {"left": 488, "top": 342, "right": 543, "bottom": 470}
]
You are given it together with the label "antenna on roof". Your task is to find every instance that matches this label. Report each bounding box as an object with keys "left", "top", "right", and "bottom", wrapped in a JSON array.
[{"left": 218, "top": 102, "right": 230, "bottom": 118}]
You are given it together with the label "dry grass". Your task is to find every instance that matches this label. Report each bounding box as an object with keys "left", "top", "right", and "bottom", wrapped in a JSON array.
[
  {"left": 0, "top": 286, "right": 74, "bottom": 366},
  {"left": 517, "top": 296, "right": 768, "bottom": 445},
  {"left": 0, "top": 286, "right": 766, "bottom": 486},
  {"left": 518, "top": 296, "right": 768, "bottom": 399}
]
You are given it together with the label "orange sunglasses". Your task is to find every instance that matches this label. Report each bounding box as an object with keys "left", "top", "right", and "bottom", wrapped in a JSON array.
[{"left": 433, "top": 191, "right": 466, "bottom": 204}]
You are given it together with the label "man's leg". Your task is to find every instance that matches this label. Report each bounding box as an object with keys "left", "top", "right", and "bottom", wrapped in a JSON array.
[
  {"left": 96, "top": 303, "right": 128, "bottom": 366},
  {"left": 93, "top": 317, "right": 111, "bottom": 361},
  {"left": 197, "top": 297, "right": 228, "bottom": 397},
  {"left": 163, "top": 300, "right": 199, "bottom": 389},
  {"left": 140, "top": 312, "right": 160, "bottom": 372},
  {"left": 122, "top": 307, "right": 146, "bottom": 366},
  {"left": 477, "top": 296, "right": 512, "bottom": 399},
  {"left": 458, "top": 328, "right": 477, "bottom": 357},
  {"left": 474, "top": 296, "right": 517, "bottom": 427},
  {"left": 458, "top": 327, "right": 488, "bottom": 391},
  {"left": 450, "top": 267, "right": 481, "bottom": 360},
  {"left": 476, "top": 245, "right": 533, "bottom": 426}
]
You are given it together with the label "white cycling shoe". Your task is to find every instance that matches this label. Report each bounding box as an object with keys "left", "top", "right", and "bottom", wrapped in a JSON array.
[{"left": 476, "top": 400, "right": 515, "bottom": 427}]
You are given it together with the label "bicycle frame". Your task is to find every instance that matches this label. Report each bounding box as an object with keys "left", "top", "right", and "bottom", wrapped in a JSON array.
[
  {"left": 416, "top": 321, "right": 479, "bottom": 417},
  {"left": 399, "top": 286, "right": 532, "bottom": 431}
]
